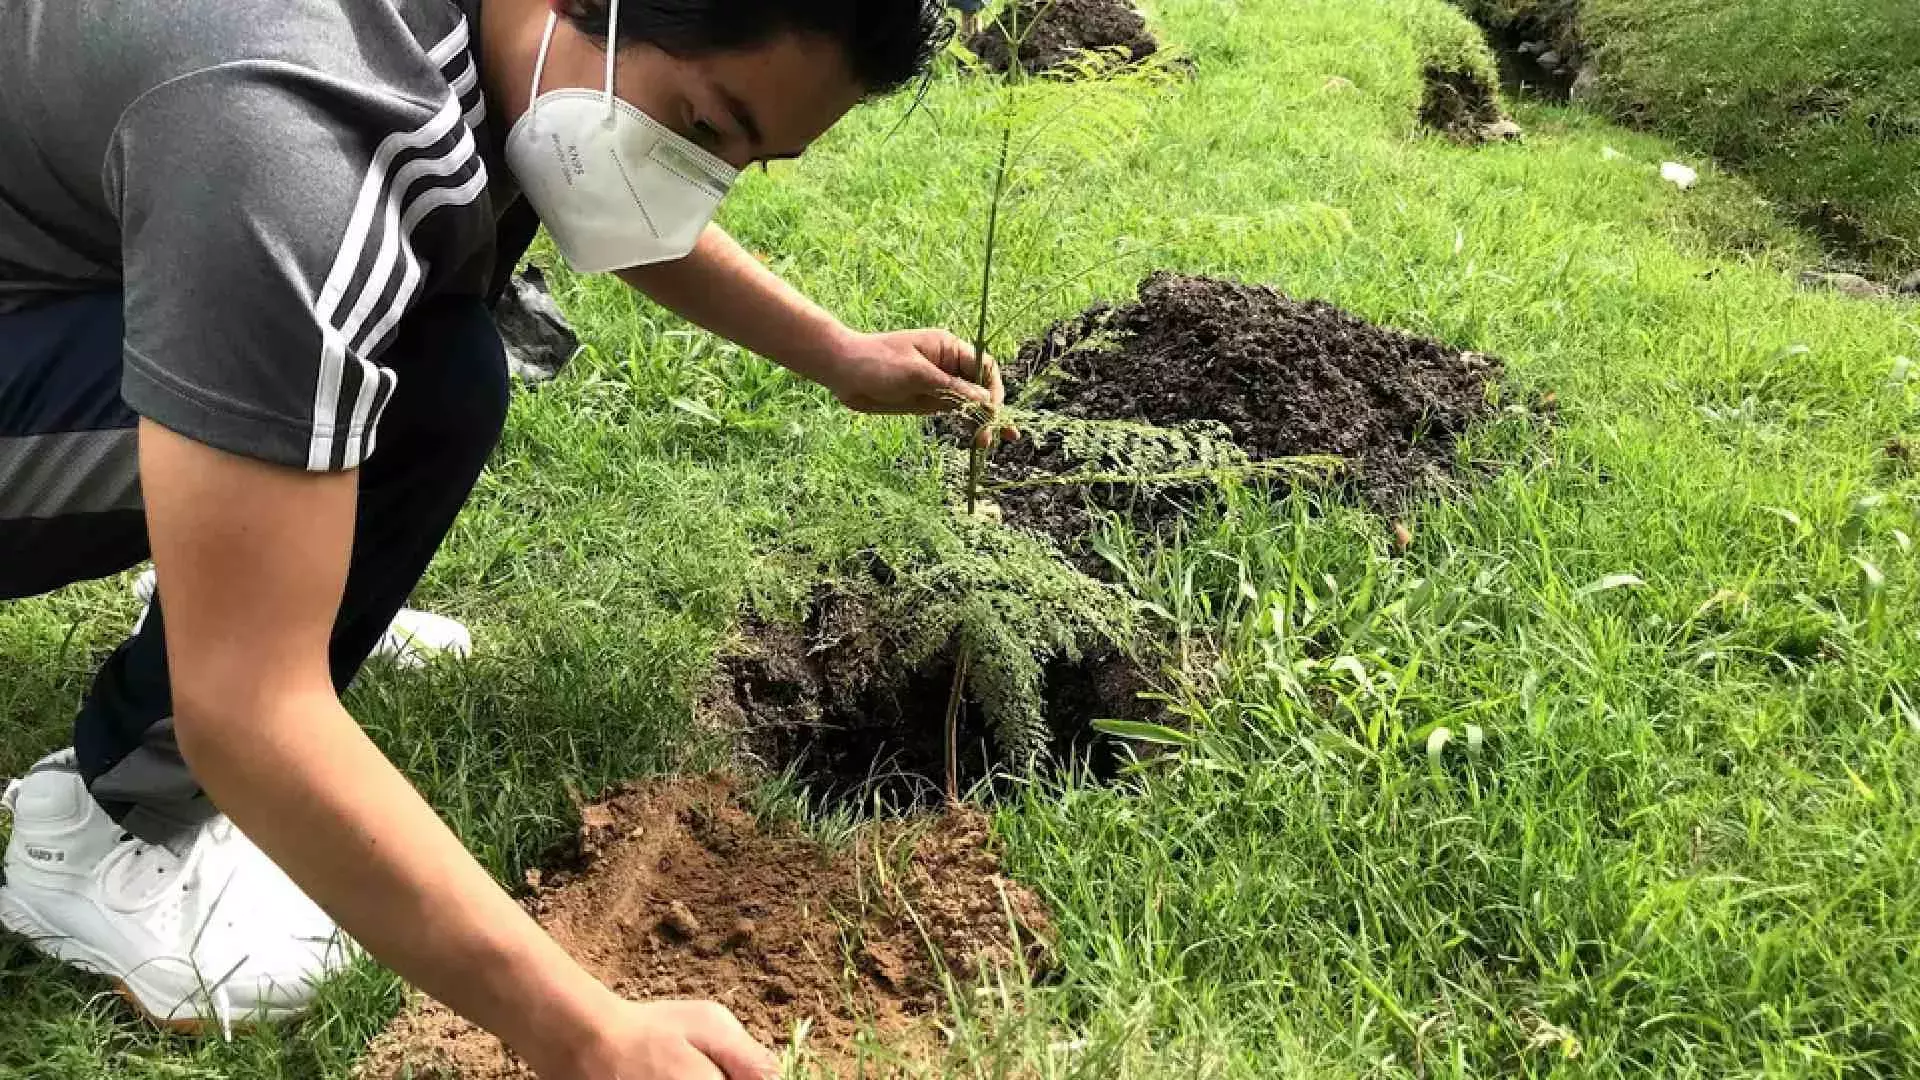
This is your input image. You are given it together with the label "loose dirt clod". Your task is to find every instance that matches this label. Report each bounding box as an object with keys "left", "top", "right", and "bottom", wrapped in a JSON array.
[
  {"left": 660, "top": 899, "right": 703, "bottom": 941},
  {"left": 967, "top": 0, "right": 1159, "bottom": 76},
  {"left": 991, "top": 272, "right": 1502, "bottom": 547},
  {"left": 360, "top": 778, "right": 1051, "bottom": 1078}
]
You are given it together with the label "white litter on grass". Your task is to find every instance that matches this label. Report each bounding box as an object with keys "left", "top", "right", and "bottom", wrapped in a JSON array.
[
  {"left": 129, "top": 566, "right": 472, "bottom": 667},
  {"left": 1601, "top": 146, "right": 1627, "bottom": 162},
  {"left": 1660, "top": 161, "right": 1699, "bottom": 189}
]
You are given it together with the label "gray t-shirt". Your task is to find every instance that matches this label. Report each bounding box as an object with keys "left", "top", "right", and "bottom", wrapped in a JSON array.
[{"left": 0, "top": 0, "right": 505, "bottom": 471}]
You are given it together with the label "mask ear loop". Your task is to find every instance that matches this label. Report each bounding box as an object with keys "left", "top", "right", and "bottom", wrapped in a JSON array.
[
  {"left": 601, "top": 0, "right": 622, "bottom": 124},
  {"left": 528, "top": 11, "right": 559, "bottom": 102}
]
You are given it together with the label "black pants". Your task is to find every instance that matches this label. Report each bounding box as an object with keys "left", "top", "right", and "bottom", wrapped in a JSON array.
[{"left": 0, "top": 292, "right": 508, "bottom": 842}]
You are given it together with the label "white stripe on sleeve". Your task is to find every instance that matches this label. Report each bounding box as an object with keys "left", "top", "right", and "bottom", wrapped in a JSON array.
[{"left": 306, "top": 94, "right": 464, "bottom": 470}]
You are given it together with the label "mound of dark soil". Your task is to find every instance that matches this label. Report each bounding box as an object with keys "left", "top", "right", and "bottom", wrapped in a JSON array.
[
  {"left": 706, "top": 583, "right": 1155, "bottom": 809},
  {"left": 360, "top": 778, "right": 1050, "bottom": 1078},
  {"left": 989, "top": 272, "right": 1501, "bottom": 546},
  {"left": 968, "top": 0, "right": 1159, "bottom": 76},
  {"left": 1419, "top": 66, "right": 1522, "bottom": 142}
]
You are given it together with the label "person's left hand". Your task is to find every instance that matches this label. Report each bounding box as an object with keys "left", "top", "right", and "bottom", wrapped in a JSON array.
[{"left": 818, "top": 329, "right": 1016, "bottom": 445}]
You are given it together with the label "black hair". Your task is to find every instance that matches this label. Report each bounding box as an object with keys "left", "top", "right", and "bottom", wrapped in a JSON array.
[{"left": 558, "top": 0, "right": 952, "bottom": 97}]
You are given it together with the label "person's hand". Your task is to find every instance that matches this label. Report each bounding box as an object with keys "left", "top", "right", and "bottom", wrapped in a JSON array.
[
  {"left": 530, "top": 998, "right": 778, "bottom": 1080},
  {"left": 818, "top": 329, "right": 1017, "bottom": 445}
]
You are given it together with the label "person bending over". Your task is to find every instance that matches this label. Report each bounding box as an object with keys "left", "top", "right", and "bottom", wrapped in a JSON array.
[{"left": 0, "top": 0, "right": 999, "bottom": 1075}]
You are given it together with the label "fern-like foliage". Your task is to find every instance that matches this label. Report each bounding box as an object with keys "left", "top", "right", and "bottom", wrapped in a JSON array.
[
  {"left": 946, "top": 406, "right": 1341, "bottom": 498},
  {"left": 847, "top": 516, "right": 1139, "bottom": 769}
]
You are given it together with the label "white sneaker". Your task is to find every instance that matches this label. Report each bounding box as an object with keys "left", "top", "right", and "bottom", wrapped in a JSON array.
[
  {"left": 132, "top": 566, "right": 471, "bottom": 668},
  {"left": 376, "top": 607, "right": 474, "bottom": 668},
  {"left": 0, "top": 750, "right": 349, "bottom": 1035}
]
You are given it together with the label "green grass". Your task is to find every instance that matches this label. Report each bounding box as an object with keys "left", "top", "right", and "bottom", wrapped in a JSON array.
[
  {"left": 5, "top": 0, "right": 1920, "bottom": 1075},
  {"left": 1586, "top": 0, "right": 1920, "bottom": 275},
  {"left": 1460, "top": 0, "right": 1920, "bottom": 275}
]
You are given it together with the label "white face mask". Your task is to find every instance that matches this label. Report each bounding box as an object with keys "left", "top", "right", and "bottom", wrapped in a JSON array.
[{"left": 504, "top": 1, "right": 739, "bottom": 273}]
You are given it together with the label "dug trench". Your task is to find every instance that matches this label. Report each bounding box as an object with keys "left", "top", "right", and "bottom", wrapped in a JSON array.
[
  {"left": 1475, "top": 17, "right": 1585, "bottom": 103},
  {"left": 1419, "top": 65, "right": 1524, "bottom": 143},
  {"left": 361, "top": 778, "right": 1051, "bottom": 1078}
]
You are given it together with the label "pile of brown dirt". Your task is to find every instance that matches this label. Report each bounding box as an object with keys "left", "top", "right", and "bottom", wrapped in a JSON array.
[
  {"left": 967, "top": 0, "right": 1159, "bottom": 76},
  {"left": 1419, "top": 66, "right": 1522, "bottom": 143},
  {"left": 989, "top": 272, "right": 1502, "bottom": 546},
  {"left": 706, "top": 581, "right": 1155, "bottom": 809},
  {"left": 359, "top": 778, "right": 1051, "bottom": 1078}
]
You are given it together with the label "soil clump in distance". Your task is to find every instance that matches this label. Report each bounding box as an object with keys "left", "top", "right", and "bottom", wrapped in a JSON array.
[{"left": 967, "top": 0, "right": 1159, "bottom": 76}]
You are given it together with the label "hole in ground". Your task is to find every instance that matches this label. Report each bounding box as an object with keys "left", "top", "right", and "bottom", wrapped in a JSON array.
[{"left": 708, "top": 586, "right": 1158, "bottom": 811}]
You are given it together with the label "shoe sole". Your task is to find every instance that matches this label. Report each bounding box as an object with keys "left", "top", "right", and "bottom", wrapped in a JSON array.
[{"left": 0, "top": 887, "right": 305, "bottom": 1034}]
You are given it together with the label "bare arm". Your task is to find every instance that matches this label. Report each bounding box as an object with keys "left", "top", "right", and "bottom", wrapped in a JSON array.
[
  {"left": 618, "top": 225, "right": 1010, "bottom": 422},
  {"left": 139, "top": 419, "right": 773, "bottom": 1080},
  {"left": 617, "top": 225, "right": 853, "bottom": 386}
]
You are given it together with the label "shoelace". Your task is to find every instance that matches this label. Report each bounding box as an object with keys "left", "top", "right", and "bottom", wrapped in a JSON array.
[
  {"left": 184, "top": 830, "right": 247, "bottom": 1041},
  {"left": 6, "top": 777, "right": 248, "bottom": 1037},
  {"left": 115, "top": 822, "right": 249, "bottom": 1037}
]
